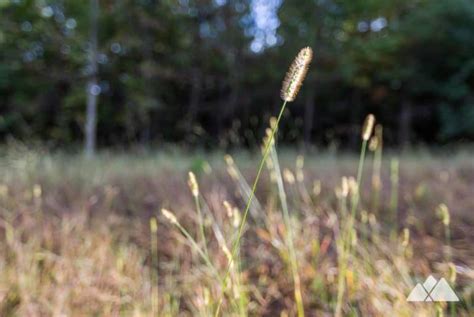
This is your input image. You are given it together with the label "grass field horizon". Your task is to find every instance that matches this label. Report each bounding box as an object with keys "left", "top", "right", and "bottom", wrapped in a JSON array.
[
  {"left": 0, "top": 148, "right": 472, "bottom": 315},
  {"left": 3, "top": 1, "right": 474, "bottom": 315}
]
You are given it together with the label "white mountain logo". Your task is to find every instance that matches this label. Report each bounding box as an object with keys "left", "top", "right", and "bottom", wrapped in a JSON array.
[{"left": 407, "top": 275, "right": 459, "bottom": 302}]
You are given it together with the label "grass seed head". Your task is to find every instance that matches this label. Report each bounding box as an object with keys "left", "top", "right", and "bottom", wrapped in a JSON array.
[
  {"left": 33, "top": 184, "right": 42, "bottom": 199},
  {"left": 351, "top": 228, "right": 358, "bottom": 246},
  {"left": 223, "top": 200, "right": 233, "bottom": 218},
  {"left": 188, "top": 171, "right": 199, "bottom": 197},
  {"left": 224, "top": 154, "right": 234, "bottom": 166},
  {"left": 296, "top": 155, "right": 304, "bottom": 182},
  {"left": 221, "top": 244, "right": 233, "bottom": 267},
  {"left": 150, "top": 217, "right": 158, "bottom": 233},
  {"left": 341, "top": 176, "right": 349, "bottom": 197},
  {"left": 283, "top": 168, "right": 296, "bottom": 184},
  {"left": 436, "top": 203, "right": 450, "bottom": 226},
  {"left": 313, "top": 180, "right": 321, "bottom": 196},
  {"left": 348, "top": 176, "right": 358, "bottom": 195},
  {"left": 281, "top": 47, "right": 313, "bottom": 102},
  {"left": 224, "top": 155, "right": 239, "bottom": 180},
  {"left": 232, "top": 208, "right": 241, "bottom": 228},
  {"left": 362, "top": 114, "right": 375, "bottom": 141},
  {"left": 223, "top": 200, "right": 240, "bottom": 227},
  {"left": 161, "top": 208, "right": 178, "bottom": 225},
  {"left": 269, "top": 116, "right": 277, "bottom": 130},
  {"left": 263, "top": 128, "right": 275, "bottom": 150},
  {"left": 401, "top": 228, "right": 410, "bottom": 247},
  {"left": 369, "top": 135, "right": 379, "bottom": 151}
]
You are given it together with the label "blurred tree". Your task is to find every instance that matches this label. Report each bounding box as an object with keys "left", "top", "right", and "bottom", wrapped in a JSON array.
[
  {"left": 0, "top": 0, "right": 473, "bottom": 149},
  {"left": 85, "top": 0, "right": 99, "bottom": 157},
  {"left": 398, "top": 0, "right": 474, "bottom": 143}
]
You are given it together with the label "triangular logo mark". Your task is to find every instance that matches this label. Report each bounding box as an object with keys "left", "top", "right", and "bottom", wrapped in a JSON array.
[
  {"left": 423, "top": 275, "right": 437, "bottom": 292},
  {"left": 407, "top": 275, "right": 459, "bottom": 302},
  {"left": 430, "top": 278, "right": 459, "bottom": 302},
  {"left": 407, "top": 284, "right": 429, "bottom": 302}
]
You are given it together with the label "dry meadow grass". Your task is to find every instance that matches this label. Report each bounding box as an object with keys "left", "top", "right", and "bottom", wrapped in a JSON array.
[{"left": 0, "top": 149, "right": 473, "bottom": 316}]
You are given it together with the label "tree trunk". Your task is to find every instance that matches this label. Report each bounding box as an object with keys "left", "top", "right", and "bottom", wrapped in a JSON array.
[
  {"left": 304, "top": 86, "right": 316, "bottom": 148},
  {"left": 140, "top": 23, "right": 154, "bottom": 147},
  {"left": 398, "top": 98, "right": 412, "bottom": 148},
  {"left": 187, "top": 68, "right": 201, "bottom": 125},
  {"left": 85, "top": 0, "right": 99, "bottom": 157},
  {"left": 350, "top": 90, "right": 361, "bottom": 149}
]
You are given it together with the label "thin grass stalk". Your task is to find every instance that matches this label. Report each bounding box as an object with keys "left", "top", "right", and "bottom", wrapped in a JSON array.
[
  {"left": 150, "top": 217, "right": 159, "bottom": 316},
  {"left": 270, "top": 143, "right": 305, "bottom": 317},
  {"left": 216, "top": 47, "right": 312, "bottom": 316},
  {"left": 336, "top": 177, "right": 349, "bottom": 217},
  {"left": 176, "top": 221, "right": 221, "bottom": 281},
  {"left": 224, "top": 155, "right": 263, "bottom": 220},
  {"left": 195, "top": 195, "right": 209, "bottom": 256},
  {"left": 370, "top": 128, "right": 383, "bottom": 215},
  {"left": 228, "top": 208, "right": 247, "bottom": 317},
  {"left": 209, "top": 214, "right": 247, "bottom": 316},
  {"left": 234, "top": 252, "right": 247, "bottom": 317},
  {"left": 335, "top": 122, "right": 371, "bottom": 317},
  {"left": 215, "top": 100, "right": 288, "bottom": 316},
  {"left": 353, "top": 139, "right": 368, "bottom": 220},
  {"left": 446, "top": 222, "right": 453, "bottom": 317},
  {"left": 162, "top": 209, "right": 222, "bottom": 284},
  {"left": 296, "top": 156, "right": 312, "bottom": 206},
  {"left": 352, "top": 112, "right": 374, "bottom": 222},
  {"left": 445, "top": 220, "right": 451, "bottom": 265},
  {"left": 436, "top": 204, "right": 452, "bottom": 262},
  {"left": 335, "top": 144, "right": 367, "bottom": 317},
  {"left": 437, "top": 204, "right": 455, "bottom": 316},
  {"left": 390, "top": 158, "right": 399, "bottom": 232},
  {"left": 334, "top": 234, "right": 348, "bottom": 317},
  {"left": 228, "top": 218, "right": 248, "bottom": 317},
  {"left": 189, "top": 172, "right": 209, "bottom": 256}
]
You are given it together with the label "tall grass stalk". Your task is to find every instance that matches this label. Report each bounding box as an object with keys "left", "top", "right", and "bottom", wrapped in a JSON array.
[
  {"left": 269, "top": 142, "right": 305, "bottom": 317},
  {"left": 215, "top": 100, "right": 288, "bottom": 316},
  {"left": 150, "top": 217, "right": 159, "bottom": 316},
  {"left": 370, "top": 125, "right": 383, "bottom": 214},
  {"left": 351, "top": 114, "right": 374, "bottom": 222},
  {"left": 436, "top": 204, "right": 451, "bottom": 262},
  {"left": 296, "top": 155, "right": 312, "bottom": 205},
  {"left": 216, "top": 46, "right": 313, "bottom": 316},
  {"left": 354, "top": 140, "right": 368, "bottom": 214},
  {"left": 188, "top": 172, "right": 208, "bottom": 256},
  {"left": 227, "top": 202, "right": 248, "bottom": 317},
  {"left": 161, "top": 209, "right": 222, "bottom": 284},
  {"left": 224, "top": 155, "right": 263, "bottom": 221},
  {"left": 390, "top": 158, "right": 399, "bottom": 232},
  {"left": 234, "top": 253, "right": 247, "bottom": 317},
  {"left": 335, "top": 114, "right": 374, "bottom": 317},
  {"left": 437, "top": 203, "right": 455, "bottom": 316}
]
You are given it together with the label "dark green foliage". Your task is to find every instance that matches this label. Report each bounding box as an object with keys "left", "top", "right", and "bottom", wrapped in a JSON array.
[{"left": 0, "top": 0, "right": 473, "bottom": 148}]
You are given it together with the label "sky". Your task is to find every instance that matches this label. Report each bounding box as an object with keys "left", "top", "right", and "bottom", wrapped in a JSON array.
[{"left": 248, "top": 0, "right": 282, "bottom": 53}]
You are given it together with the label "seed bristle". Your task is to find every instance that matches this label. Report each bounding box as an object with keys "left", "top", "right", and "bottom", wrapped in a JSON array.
[
  {"left": 281, "top": 47, "right": 313, "bottom": 102},
  {"left": 362, "top": 114, "right": 376, "bottom": 141},
  {"left": 161, "top": 208, "right": 178, "bottom": 225}
]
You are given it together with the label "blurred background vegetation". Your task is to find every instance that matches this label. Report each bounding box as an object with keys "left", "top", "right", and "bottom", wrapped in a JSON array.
[{"left": 1, "top": 0, "right": 474, "bottom": 152}]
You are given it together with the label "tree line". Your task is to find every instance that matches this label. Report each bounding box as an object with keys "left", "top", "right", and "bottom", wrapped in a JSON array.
[{"left": 1, "top": 0, "right": 473, "bottom": 153}]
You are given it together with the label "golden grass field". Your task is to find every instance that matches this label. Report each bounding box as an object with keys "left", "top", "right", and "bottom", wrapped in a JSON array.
[{"left": 0, "top": 148, "right": 473, "bottom": 316}]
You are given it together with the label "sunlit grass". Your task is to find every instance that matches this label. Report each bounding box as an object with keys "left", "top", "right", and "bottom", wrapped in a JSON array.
[{"left": 0, "top": 148, "right": 473, "bottom": 316}]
